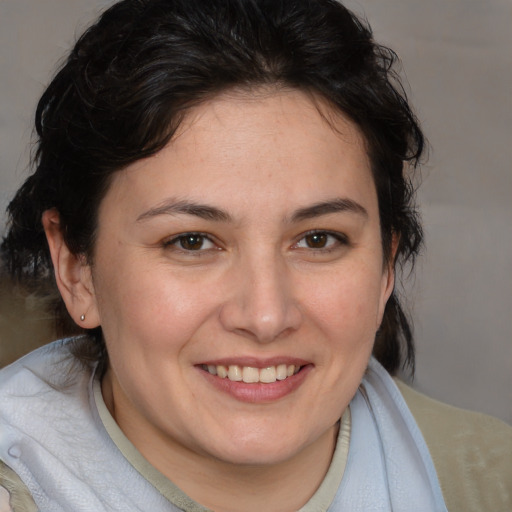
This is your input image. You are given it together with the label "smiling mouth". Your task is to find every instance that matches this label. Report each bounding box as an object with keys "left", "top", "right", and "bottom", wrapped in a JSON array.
[{"left": 201, "top": 364, "right": 302, "bottom": 384}]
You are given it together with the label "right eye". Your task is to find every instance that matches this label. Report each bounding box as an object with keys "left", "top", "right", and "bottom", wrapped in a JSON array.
[
  {"left": 293, "top": 230, "right": 348, "bottom": 251},
  {"left": 163, "top": 233, "right": 217, "bottom": 252}
]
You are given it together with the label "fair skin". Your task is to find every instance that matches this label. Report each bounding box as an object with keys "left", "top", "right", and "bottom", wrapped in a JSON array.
[{"left": 43, "top": 89, "right": 395, "bottom": 512}]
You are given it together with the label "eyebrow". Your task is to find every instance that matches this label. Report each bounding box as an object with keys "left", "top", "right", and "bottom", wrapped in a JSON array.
[
  {"left": 136, "top": 199, "right": 232, "bottom": 223},
  {"left": 290, "top": 198, "right": 368, "bottom": 222},
  {"left": 136, "top": 197, "right": 367, "bottom": 224}
]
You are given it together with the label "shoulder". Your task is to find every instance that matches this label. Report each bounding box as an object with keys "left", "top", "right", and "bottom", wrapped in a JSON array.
[
  {"left": 0, "top": 461, "right": 37, "bottom": 512},
  {"left": 396, "top": 379, "right": 512, "bottom": 512},
  {"left": 0, "top": 338, "right": 94, "bottom": 426},
  {"left": 0, "top": 338, "right": 99, "bottom": 510},
  {"left": 0, "top": 337, "right": 90, "bottom": 390}
]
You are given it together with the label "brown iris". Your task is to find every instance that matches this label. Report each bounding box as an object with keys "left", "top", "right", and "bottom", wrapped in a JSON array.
[
  {"left": 305, "top": 233, "right": 328, "bottom": 248},
  {"left": 180, "top": 234, "right": 205, "bottom": 250}
]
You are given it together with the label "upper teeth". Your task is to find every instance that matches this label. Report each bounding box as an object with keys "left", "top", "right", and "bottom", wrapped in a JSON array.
[{"left": 204, "top": 364, "right": 299, "bottom": 383}]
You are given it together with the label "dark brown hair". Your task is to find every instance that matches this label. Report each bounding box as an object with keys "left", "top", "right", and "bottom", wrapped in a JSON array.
[{"left": 2, "top": 0, "right": 424, "bottom": 375}]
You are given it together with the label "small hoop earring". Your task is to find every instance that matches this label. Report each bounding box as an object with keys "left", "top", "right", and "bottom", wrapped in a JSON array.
[{"left": 80, "top": 314, "right": 86, "bottom": 322}]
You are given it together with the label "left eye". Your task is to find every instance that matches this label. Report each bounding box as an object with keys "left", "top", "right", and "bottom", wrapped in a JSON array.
[
  {"left": 165, "top": 233, "right": 216, "bottom": 251},
  {"left": 294, "top": 231, "right": 346, "bottom": 250}
]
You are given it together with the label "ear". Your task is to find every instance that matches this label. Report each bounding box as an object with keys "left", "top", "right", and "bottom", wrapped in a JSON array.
[
  {"left": 42, "top": 209, "right": 100, "bottom": 329},
  {"left": 377, "top": 233, "right": 399, "bottom": 327}
]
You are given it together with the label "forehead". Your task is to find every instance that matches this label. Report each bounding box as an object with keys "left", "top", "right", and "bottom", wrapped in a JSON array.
[
  {"left": 175, "top": 87, "right": 368, "bottom": 158},
  {"left": 102, "top": 88, "right": 376, "bottom": 221}
]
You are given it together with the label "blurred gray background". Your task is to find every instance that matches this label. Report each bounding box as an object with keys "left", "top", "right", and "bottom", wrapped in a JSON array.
[{"left": 0, "top": 0, "right": 510, "bottom": 423}]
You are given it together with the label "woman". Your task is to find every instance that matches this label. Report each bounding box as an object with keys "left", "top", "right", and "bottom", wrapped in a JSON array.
[{"left": 0, "top": 0, "right": 510, "bottom": 511}]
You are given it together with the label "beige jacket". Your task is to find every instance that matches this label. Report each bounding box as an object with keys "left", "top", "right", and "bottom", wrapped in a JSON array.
[{"left": 397, "top": 380, "right": 512, "bottom": 512}]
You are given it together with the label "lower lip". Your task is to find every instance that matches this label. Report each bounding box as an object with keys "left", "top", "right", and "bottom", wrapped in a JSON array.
[{"left": 198, "top": 365, "right": 312, "bottom": 403}]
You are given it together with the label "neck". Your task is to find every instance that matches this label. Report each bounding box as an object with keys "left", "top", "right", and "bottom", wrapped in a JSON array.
[
  {"left": 143, "top": 422, "right": 339, "bottom": 512},
  {"left": 101, "top": 373, "right": 341, "bottom": 512}
]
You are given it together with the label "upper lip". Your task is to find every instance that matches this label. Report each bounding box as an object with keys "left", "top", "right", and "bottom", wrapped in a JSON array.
[{"left": 197, "top": 357, "right": 311, "bottom": 368}]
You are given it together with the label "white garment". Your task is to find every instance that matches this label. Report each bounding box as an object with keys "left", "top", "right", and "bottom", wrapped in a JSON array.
[
  {"left": 331, "top": 360, "right": 448, "bottom": 511},
  {"left": 0, "top": 340, "right": 448, "bottom": 511}
]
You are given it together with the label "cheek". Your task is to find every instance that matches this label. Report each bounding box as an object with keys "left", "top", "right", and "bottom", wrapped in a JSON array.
[
  {"left": 304, "top": 264, "right": 385, "bottom": 336},
  {"left": 93, "top": 257, "right": 216, "bottom": 354}
]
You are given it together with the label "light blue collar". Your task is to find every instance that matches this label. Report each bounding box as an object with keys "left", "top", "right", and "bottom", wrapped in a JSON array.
[{"left": 329, "top": 357, "right": 448, "bottom": 511}]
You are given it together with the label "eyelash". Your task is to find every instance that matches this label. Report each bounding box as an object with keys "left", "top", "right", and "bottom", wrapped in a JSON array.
[
  {"left": 162, "top": 232, "right": 219, "bottom": 253},
  {"left": 293, "top": 230, "right": 349, "bottom": 252},
  {"left": 162, "top": 230, "right": 348, "bottom": 255}
]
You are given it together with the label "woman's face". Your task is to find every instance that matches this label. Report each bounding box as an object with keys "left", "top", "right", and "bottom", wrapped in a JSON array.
[{"left": 88, "top": 89, "right": 394, "bottom": 467}]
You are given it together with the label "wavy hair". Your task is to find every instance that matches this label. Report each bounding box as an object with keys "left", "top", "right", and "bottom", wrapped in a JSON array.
[{"left": 2, "top": 0, "right": 424, "bottom": 375}]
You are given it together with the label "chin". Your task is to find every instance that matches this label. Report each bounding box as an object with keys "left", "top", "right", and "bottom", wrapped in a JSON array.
[
  {"left": 203, "top": 427, "right": 314, "bottom": 467},
  {"left": 214, "top": 445, "right": 299, "bottom": 467}
]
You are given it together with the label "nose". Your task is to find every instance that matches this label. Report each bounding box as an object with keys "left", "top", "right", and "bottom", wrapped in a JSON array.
[{"left": 219, "top": 251, "right": 303, "bottom": 343}]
